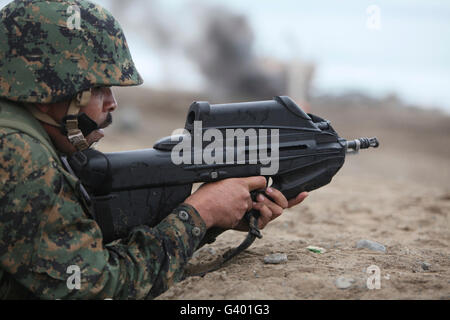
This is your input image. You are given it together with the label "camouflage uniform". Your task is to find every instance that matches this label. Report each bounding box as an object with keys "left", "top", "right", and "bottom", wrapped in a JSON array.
[{"left": 0, "top": 1, "right": 207, "bottom": 299}]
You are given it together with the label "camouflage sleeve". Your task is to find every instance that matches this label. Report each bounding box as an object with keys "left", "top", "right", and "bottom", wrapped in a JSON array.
[{"left": 0, "top": 129, "right": 207, "bottom": 300}]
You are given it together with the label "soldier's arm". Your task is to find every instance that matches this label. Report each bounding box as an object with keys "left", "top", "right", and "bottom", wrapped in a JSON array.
[{"left": 0, "top": 130, "right": 206, "bottom": 299}]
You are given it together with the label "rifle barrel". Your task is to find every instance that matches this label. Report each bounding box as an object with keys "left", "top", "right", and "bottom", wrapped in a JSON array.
[{"left": 346, "top": 137, "right": 379, "bottom": 153}]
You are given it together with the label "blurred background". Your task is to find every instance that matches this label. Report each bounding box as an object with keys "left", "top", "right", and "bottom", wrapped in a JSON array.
[
  {"left": 87, "top": 0, "right": 449, "bottom": 110},
  {"left": 105, "top": 0, "right": 450, "bottom": 111}
]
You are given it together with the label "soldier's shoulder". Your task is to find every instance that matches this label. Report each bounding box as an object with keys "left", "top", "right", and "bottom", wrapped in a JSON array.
[{"left": 0, "top": 127, "right": 56, "bottom": 181}]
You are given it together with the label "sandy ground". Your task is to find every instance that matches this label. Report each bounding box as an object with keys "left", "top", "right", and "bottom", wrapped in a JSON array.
[{"left": 99, "top": 88, "right": 450, "bottom": 300}]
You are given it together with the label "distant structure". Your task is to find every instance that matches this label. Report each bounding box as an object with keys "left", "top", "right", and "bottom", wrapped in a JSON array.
[
  {"left": 255, "top": 57, "right": 314, "bottom": 112},
  {"left": 286, "top": 60, "right": 315, "bottom": 113}
]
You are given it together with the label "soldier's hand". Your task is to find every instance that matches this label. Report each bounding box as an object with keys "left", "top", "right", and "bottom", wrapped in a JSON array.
[
  {"left": 234, "top": 189, "right": 309, "bottom": 231},
  {"left": 184, "top": 176, "right": 267, "bottom": 229}
]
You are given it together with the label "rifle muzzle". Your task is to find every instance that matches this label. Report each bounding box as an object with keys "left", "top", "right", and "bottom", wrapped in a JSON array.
[{"left": 346, "top": 137, "right": 379, "bottom": 154}]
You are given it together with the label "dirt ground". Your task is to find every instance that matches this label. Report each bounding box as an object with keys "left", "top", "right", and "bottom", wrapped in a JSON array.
[{"left": 99, "top": 88, "right": 450, "bottom": 300}]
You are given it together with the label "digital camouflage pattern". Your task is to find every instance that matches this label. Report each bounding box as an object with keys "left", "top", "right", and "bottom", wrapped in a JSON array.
[
  {"left": 0, "top": 0, "right": 207, "bottom": 300},
  {"left": 0, "top": 0, "right": 143, "bottom": 104},
  {"left": 0, "top": 99, "right": 207, "bottom": 299}
]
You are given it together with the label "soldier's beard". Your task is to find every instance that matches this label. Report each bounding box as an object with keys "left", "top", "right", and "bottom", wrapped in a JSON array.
[{"left": 100, "top": 113, "right": 113, "bottom": 129}]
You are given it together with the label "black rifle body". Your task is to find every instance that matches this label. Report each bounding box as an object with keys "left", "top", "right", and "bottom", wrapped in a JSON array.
[{"left": 67, "top": 96, "right": 376, "bottom": 243}]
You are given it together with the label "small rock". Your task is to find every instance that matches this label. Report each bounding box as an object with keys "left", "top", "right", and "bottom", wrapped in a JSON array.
[
  {"left": 335, "top": 277, "right": 355, "bottom": 289},
  {"left": 263, "top": 253, "right": 288, "bottom": 264},
  {"left": 439, "top": 193, "right": 450, "bottom": 201},
  {"left": 192, "top": 246, "right": 216, "bottom": 258},
  {"left": 219, "top": 271, "right": 227, "bottom": 281},
  {"left": 398, "top": 225, "right": 412, "bottom": 231},
  {"left": 356, "top": 239, "right": 386, "bottom": 253},
  {"left": 421, "top": 262, "right": 431, "bottom": 271}
]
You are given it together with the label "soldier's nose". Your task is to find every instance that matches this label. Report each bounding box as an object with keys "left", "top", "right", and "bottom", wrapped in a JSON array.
[{"left": 103, "top": 87, "right": 118, "bottom": 113}]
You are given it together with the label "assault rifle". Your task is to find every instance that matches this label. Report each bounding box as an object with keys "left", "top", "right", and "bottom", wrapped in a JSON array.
[{"left": 63, "top": 96, "right": 379, "bottom": 263}]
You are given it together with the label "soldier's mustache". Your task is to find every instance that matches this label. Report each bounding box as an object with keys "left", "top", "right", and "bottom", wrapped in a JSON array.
[{"left": 100, "top": 113, "right": 112, "bottom": 129}]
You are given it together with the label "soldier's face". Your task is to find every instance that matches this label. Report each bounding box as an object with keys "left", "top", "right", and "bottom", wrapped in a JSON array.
[
  {"left": 81, "top": 87, "right": 117, "bottom": 129},
  {"left": 36, "top": 87, "right": 118, "bottom": 154},
  {"left": 80, "top": 87, "right": 118, "bottom": 145}
]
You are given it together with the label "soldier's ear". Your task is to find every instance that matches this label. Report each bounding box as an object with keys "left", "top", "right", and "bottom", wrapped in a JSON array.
[{"left": 35, "top": 101, "right": 69, "bottom": 115}]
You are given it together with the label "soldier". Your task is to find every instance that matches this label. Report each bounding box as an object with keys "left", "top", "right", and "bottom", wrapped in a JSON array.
[{"left": 0, "top": 0, "right": 308, "bottom": 299}]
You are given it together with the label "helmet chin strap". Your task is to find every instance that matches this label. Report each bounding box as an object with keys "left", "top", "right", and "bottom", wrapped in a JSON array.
[
  {"left": 62, "top": 90, "right": 92, "bottom": 151},
  {"left": 26, "top": 90, "right": 98, "bottom": 151}
]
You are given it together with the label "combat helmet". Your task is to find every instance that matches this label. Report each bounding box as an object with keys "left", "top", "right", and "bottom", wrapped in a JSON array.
[{"left": 0, "top": 0, "right": 143, "bottom": 150}]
